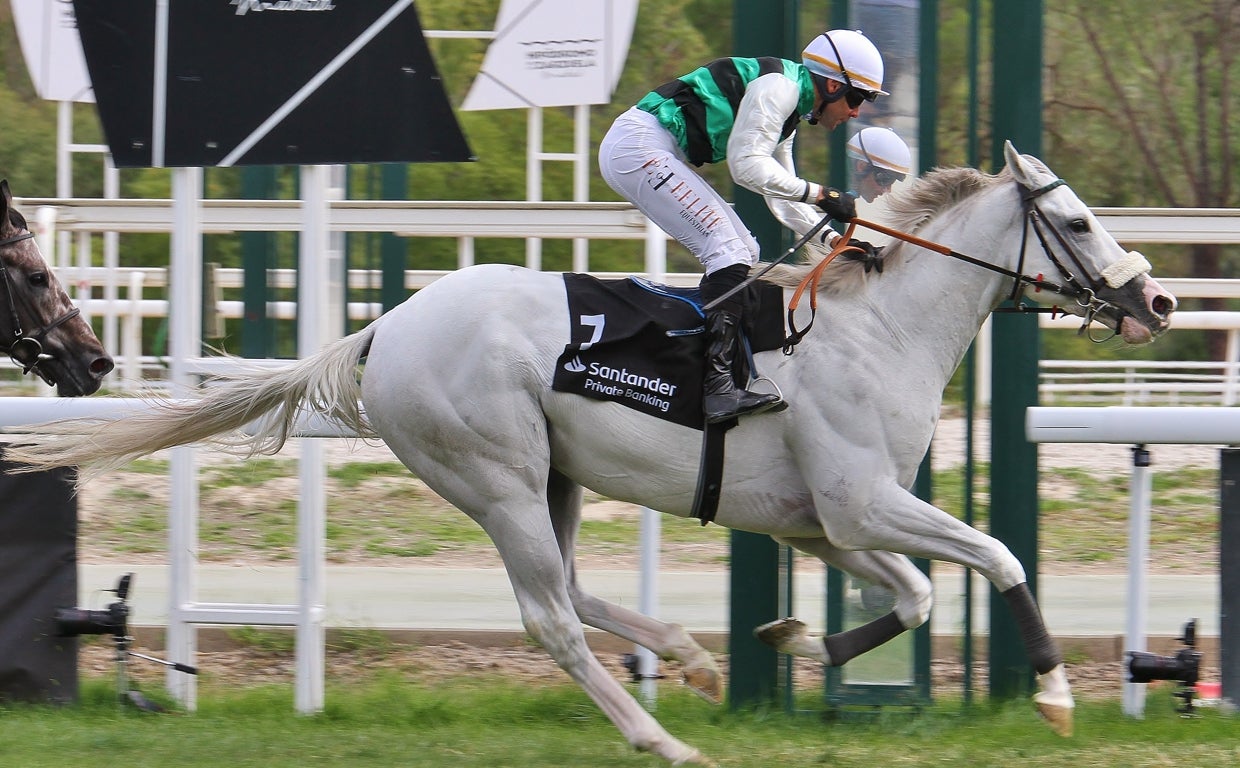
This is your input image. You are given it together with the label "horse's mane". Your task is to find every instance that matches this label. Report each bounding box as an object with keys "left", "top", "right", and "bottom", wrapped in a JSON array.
[{"left": 762, "top": 165, "right": 1012, "bottom": 294}]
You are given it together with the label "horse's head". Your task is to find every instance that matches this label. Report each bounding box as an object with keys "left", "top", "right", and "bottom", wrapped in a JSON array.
[
  {"left": 1003, "top": 141, "right": 1176, "bottom": 344},
  {"left": 0, "top": 180, "right": 114, "bottom": 395}
]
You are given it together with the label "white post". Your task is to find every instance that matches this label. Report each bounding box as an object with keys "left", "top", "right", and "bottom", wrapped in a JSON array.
[
  {"left": 34, "top": 203, "right": 62, "bottom": 398},
  {"left": 166, "top": 166, "right": 203, "bottom": 709},
  {"left": 102, "top": 155, "right": 121, "bottom": 375},
  {"left": 458, "top": 236, "right": 476, "bottom": 269},
  {"left": 1223, "top": 329, "right": 1239, "bottom": 407},
  {"left": 637, "top": 216, "right": 668, "bottom": 708},
  {"left": 1122, "top": 445, "right": 1152, "bottom": 717},
  {"left": 293, "top": 164, "right": 335, "bottom": 713},
  {"left": 977, "top": 316, "right": 992, "bottom": 406},
  {"left": 638, "top": 506, "right": 661, "bottom": 707},
  {"left": 75, "top": 230, "right": 92, "bottom": 319},
  {"left": 55, "top": 102, "right": 72, "bottom": 272},
  {"left": 525, "top": 107, "right": 543, "bottom": 270},
  {"left": 123, "top": 271, "right": 145, "bottom": 386},
  {"left": 571, "top": 103, "right": 591, "bottom": 273},
  {"left": 33, "top": 207, "right": 57, "bottom": 259},
  {"left": 56, "top": 102, "right": 72, "bottom": 199}
]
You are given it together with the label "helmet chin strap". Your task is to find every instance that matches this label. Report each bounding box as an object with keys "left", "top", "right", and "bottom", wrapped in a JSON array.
[{"left": 803, "top": 75, "right": 844, "bottom": 125}]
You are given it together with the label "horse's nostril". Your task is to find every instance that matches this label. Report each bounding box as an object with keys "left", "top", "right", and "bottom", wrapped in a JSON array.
[
  {"left": 1152, "top": 295, "right": 1176, "bottom": 318},
  {"left": 91, "top": 356, "right": 115, "bottom": 376}
]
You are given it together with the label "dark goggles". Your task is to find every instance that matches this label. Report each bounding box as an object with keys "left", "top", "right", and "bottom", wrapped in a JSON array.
[
  {"left": 872, "top": 167, "right": 906, "bottom": 187},
  {"left": 843, "top": 86, "right": 879, "bottom": 110}
]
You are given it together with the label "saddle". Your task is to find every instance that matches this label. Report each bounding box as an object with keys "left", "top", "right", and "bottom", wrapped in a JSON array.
[
  {"left": 552, "top": 274, "right": 786, "bottom": 429},
  {"left": 552, "top": 273, "right": 788, "bottom": 524}
]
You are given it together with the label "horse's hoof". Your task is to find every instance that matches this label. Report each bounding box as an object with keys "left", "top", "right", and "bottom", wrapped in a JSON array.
[
  {"left": 754, "top": 617, "right": 805, "bottom": 648},
  {"left": 682, "top": 666, "right": 722, "bottom": 704},
  {"left": 673, "top": 749, "right": 718, "bottom": 767},
  {"left": 1035, "top": 700, "right": 1074, "bottom": 737}
]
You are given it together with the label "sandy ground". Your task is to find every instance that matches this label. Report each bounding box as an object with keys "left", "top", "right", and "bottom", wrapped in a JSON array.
[{"left": 82, "top": 636, "right": 1190, "bottom": 704}]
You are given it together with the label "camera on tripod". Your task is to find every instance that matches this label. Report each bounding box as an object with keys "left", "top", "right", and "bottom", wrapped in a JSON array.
[
  {"left": 55, "top": 573, "right": 132, "bottom": 639},
  {"left": 1126, "top": 618, "right": 1202, "bottom": 714},
  {"left": 53, "top": 573, "right": 196, "bottom": 711}
]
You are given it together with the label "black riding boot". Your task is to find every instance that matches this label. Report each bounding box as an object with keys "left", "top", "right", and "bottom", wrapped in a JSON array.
[{"left": 702, "top": 309, "right": 782, "bottom": 423}]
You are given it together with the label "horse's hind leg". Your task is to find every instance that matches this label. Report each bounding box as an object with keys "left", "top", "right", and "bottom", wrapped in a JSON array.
[
  {"left": 819, "top": 485, "right": 1074, "bottom": 735},
  {"left": 755, "top": 539, "right": 931, "bottom": 666},
  {"left": 546, "top": 471, "right": 722, "bottom": 703},
  {"left": 482, "top": 499, "right": 712, "bottom": 765},
  {"left": 396, "top": 448, "right": 710, "bottom": 765}
]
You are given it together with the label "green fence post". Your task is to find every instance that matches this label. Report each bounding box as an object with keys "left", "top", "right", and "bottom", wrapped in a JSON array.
[
  {"left": 241, "top": 166, "right": 278, "bottom": 358},
  {"left": 989, "top": 0, "right": 1043, "bottom": 699},
  {"left": 380, "top": 164, "right": 409, "bottom": 313},
  {"left": 727, "top": 0, "right": 799, "bottom": 709}
]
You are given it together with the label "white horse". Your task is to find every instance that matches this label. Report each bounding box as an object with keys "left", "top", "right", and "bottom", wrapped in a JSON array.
[{"left": 6, "top": 143, "right": 1175, "bottom": 766}]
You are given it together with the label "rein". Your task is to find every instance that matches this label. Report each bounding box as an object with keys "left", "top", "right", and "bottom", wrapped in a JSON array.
[
  {"left": 783, "top": 178, "right": 1133, "bottom": 351},
  {"left": 0, "top": 229, "right": 81, "bottom": 384},
  {"left": 783, "top": 222, "right": 862, "bottom": 352}
]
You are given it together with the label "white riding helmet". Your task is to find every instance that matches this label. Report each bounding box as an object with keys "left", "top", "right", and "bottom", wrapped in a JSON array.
[
  {"left": 846, "top": 127, "right": 912, "bottom": 177},
  {"left": 802, "top": 29, "right": 888, "bottom": 98}
]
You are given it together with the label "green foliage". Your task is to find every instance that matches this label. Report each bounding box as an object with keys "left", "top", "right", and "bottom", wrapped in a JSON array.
[
  {"left": 227, "top": 626, "right": 296, "bottom": 654},
  {"left": 200, "top": 458, "right": 292, "bottom": 489},
  {"left": 328, "top": 461, "right": 411, "bottom": 488}
]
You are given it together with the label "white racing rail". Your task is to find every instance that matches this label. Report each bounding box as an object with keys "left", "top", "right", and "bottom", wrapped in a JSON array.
[{"left": 1028, "top": 406, "right": 1240, "bottom": 716}]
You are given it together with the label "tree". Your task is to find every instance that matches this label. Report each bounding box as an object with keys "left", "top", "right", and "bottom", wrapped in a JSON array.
[{"left": 1046, "top": 1, "right": 1239, "bottom": 356}]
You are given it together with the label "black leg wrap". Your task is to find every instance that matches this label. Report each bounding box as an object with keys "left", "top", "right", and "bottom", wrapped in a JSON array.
[
  {"left": 1002, "top": 583, "right": 1062, "bottom": 675},
  {"left": 821, "top": 611, "right": 906, "bottom": 667}
]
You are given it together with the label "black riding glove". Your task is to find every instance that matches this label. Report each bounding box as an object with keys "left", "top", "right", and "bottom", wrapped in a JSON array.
[
  {"left": 844, "top": 239, "right": 885, "bottom": 273},
  {"left": 816, "top": 187, "right": 857, "bottom": 222}
]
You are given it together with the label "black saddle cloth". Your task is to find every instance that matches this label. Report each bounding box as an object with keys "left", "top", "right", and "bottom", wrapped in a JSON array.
[{"left": 552, "top": 274, "right": 786, "bottom": 429}]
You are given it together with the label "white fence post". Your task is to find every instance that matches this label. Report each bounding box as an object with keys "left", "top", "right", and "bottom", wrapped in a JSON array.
[{"left": 166, "top": 165, "right": 203, "bottom": 709}]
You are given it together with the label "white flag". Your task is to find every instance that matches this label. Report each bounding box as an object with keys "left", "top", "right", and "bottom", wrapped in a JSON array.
[
  {"left": 462, "top": 0, "right": 637, "bottom": 111},
  {"left": 11, "top": 0, "right": 95, "bottom": 103}
]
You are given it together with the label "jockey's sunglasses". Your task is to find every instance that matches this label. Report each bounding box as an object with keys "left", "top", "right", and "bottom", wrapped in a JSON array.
[
  {"left": 843, "top": 86, "right": 879, "bottom": 110},
  {"left": 872, "top": 167, "right": 906, "bottom": 187}
]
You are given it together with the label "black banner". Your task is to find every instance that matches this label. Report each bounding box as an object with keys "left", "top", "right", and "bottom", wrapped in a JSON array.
[
  {"left": 74, "top": 0, "right": 473, "bottom": 167},
  {"left": 0, "top": 459, "right": 78, "bottom": 704}
]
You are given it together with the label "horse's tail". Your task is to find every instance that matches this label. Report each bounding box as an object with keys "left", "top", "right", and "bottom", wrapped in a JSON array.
[{"left": 5, "top": 324, "right": 378, "bottom": 480}]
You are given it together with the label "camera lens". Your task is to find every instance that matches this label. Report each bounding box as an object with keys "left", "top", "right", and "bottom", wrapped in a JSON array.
[
  {"left": 53, "top": 607, "right": 118, "bottom": 637},
  {"left": 1127, "top": 651, "right": 1184, "bottom": 684}
]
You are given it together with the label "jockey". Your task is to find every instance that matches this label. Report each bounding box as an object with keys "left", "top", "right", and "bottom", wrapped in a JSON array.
[{"left": 599, "top": 29, "right": 889, "bottom": 424}]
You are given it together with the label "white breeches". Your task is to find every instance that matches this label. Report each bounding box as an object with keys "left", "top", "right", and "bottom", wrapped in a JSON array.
[{"left": 598, "top": 107, "right": 759, "bottom": 275}]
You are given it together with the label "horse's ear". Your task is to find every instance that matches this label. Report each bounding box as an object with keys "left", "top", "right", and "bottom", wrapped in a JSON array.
[
  {"left": 1003, "top": 141, "right": 1037, "bottom": 187},
  {"left": 0, "top": 180, "right": 9, "bottom": 229}
]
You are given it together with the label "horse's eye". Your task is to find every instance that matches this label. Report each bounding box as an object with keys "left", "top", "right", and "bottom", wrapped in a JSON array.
[
  {"left": 29, "top": 272, "right": 48, "bottom": 287},
  {"left": 1068, "top": 218, "right": 1090, "bottom": 234}
]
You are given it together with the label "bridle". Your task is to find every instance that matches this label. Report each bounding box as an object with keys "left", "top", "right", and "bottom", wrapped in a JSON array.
[
  {"left": 782, "top": 177, "right": 1152, "bottom": 350},
  {"left": 1001, "top": 177, "right": 1146, "bottom": 341},
  {"left": 0, "top": 229, "right": 82, "bottom": 385}
]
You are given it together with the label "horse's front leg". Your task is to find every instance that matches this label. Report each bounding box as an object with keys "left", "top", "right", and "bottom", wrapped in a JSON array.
[{"left": 547, "top": 471, "right": 722, "bottom": 703}]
